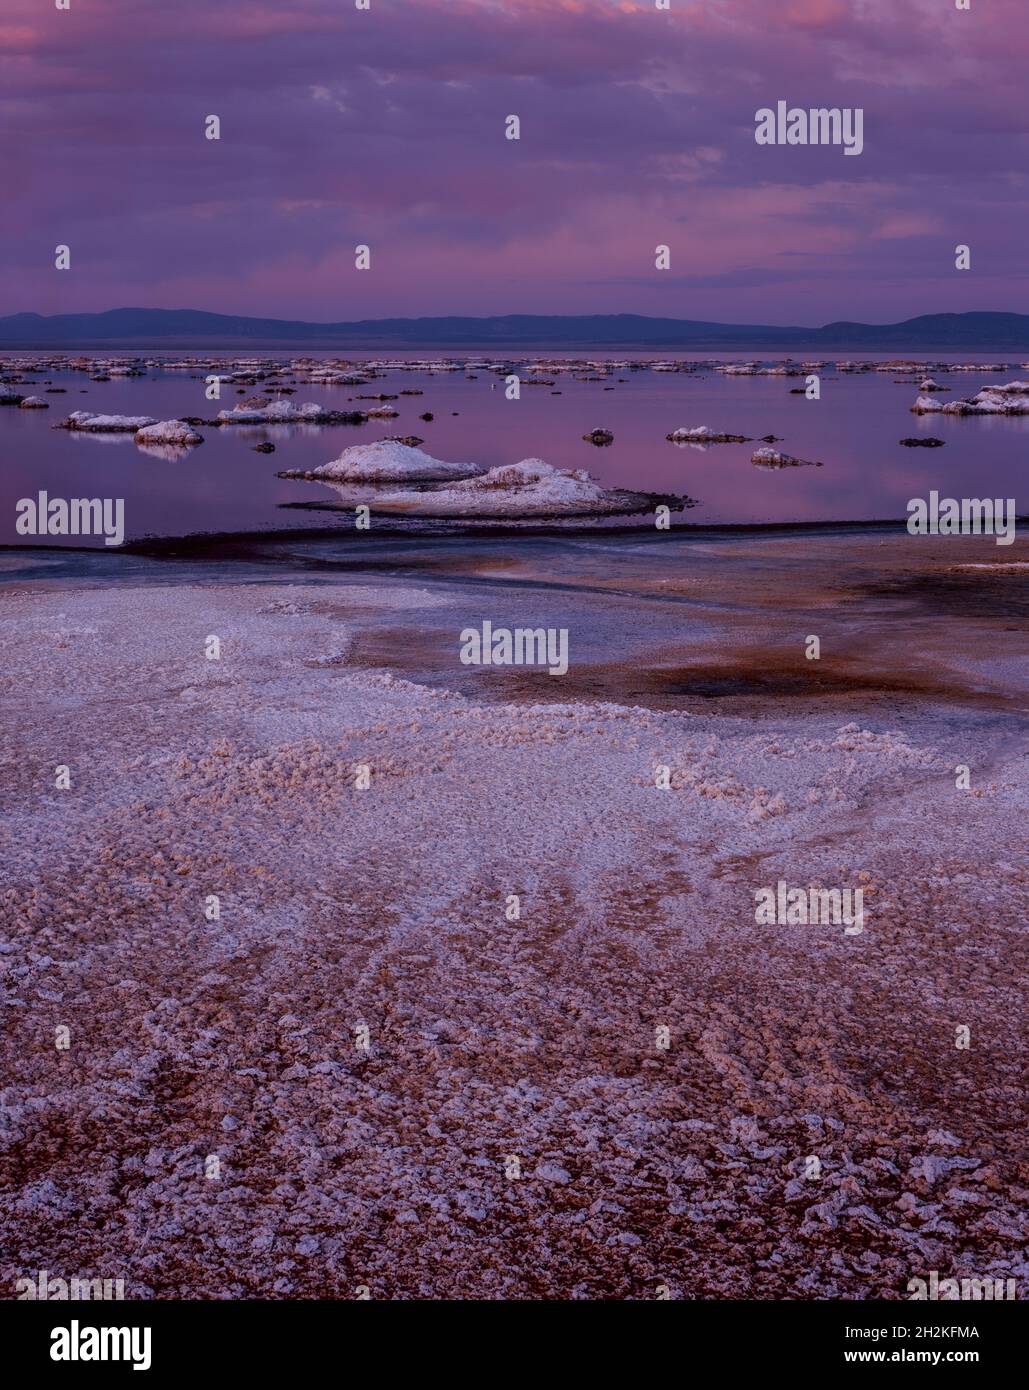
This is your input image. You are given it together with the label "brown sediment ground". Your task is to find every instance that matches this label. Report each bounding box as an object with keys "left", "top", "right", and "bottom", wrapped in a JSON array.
[
  {"left": 0, "top": 533, "right": 1026, "bottom": 1300},
  {"left": 351, "top": 531, "right": 1029, "bottom": 718},
  {"left": 422, "top": 644, "right": 1023, "bottom": 715}
]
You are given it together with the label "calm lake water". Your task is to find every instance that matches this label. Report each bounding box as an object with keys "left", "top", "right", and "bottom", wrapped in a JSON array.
[{"left": 1, "top": 350, "right": 1025, "bottom": 546}]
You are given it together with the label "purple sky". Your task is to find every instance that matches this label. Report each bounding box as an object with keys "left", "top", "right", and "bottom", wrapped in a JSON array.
[{"left": 3, "top": 0, "right": 1027, "bottom": 324}]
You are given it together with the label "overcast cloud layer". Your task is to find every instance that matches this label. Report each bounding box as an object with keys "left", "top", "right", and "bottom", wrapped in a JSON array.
[{"left": 2, "top": 0, "right": 1027, "bottom": 323}]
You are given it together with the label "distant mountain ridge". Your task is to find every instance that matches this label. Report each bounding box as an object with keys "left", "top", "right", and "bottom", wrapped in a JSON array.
[{"left": 2, "top": 308, "right": 1029, "bottom": 349}]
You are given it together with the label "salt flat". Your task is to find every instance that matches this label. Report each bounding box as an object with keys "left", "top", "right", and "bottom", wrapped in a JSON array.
[{"left": 0, "top": 542, "right": 1025, "bottom": 1298}]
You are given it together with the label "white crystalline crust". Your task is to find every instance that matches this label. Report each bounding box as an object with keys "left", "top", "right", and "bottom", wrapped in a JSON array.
[
  {"left": 911, "top": 382, "right": 1029, "bottom": 415},
  {"left": 322, "top": 458, "right": 644, "bottom": 515},
  {"left": 134, "top": 420, "right": 204, "bottom": 446},
  {"left": 0, "top": 579, "right": 1024, "bottom": 1299},
  {"left": 57, "top": 411, "right": 158, "bottom": 432},
  {"left": 667, "top": 426, "right": 745, "bottom": 442},
  {"left": 218, "top": 400, "right": 343, "bottom": 423},
  {"left": 313, "top": 441, "right": 482, "bottom": 483},
  {"left": 750, "top": 446, "right": 819, "bottom": 468}
]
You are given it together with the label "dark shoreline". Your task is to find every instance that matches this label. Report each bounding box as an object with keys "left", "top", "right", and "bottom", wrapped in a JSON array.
[
  {"left": 0, "top": 516, "right": 949, "bottom": 561},
  {"left": 6, "top": 511, "right": 1029, "bottom": 564}
]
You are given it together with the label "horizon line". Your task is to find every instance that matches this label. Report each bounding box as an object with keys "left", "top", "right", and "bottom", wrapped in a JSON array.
[{"left": 4, "top": 306, "right": 1029, "bottom": 330}]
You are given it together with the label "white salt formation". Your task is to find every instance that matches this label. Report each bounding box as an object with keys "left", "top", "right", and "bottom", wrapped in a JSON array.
[
  {"left": 751, "top": 445, "right": 822, "bottom": 468},
  {"left": 217, "top": 400, "right": 355, "bottom": 424},
  {"left": 912, "top": 382, "right": 1029, "bottom": 415},
  {"left": 55, "top": 411, "right": 158, "bottom": 432},
  {"left": 134, "top": 420, "right": 204, "bottom": 447},
  {"left": 667, "top": 426, "right": 751, "bottom": 443},
  {"left": 308, "top": 440, "right": 484, "bottom": 483},
  {"left": 279, "top": 448, "right": 680, "bottom": 518},
  {"left": 0, "top": 566, "right": 1024, "bottom": 1300},
  {"left": 318, "top": 457, "right": 676, "bottom": 517}
]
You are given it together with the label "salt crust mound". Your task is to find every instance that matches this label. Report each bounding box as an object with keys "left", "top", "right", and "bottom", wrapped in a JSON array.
[
  {"left": 0, "top": 582, "right": 1025, "bottom": 1299},
  {"left": 751, "top": 445, "right": 821, "bottom": 468},
  {"left": 912, "top": 382, "right": 1029, "bottom": 415},
  {"left": 313, "top": 440, "right": 484, "bottom": 483},
  {"left": 218, "top": 400, "right": 348, "bottom": 424},
  {"left": 667, "top": 426, "right": 750, "bottom": 443},
  {"left": 135, "top": 420, "right": 203, "bottom": 447},
  {"left": 323, "top": 458, "right": 650, "bottom": 516},
  {"left": 55, "top": 411, "right": 158, "bottom": 432}
]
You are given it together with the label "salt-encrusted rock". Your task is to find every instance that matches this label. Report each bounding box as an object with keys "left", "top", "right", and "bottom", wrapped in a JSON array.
[
  {"left": 751, "top": 446, "right": 822, "bottom": 468},
  {"left": 667, "top": 426, "right": 751, "bottom": 443},
  {"left": 310, "top": 457, "right": 690, "bottom": 518},
  {"left": 216, "top": 400, "right": 366, "bottom": 425},
  {"left": 304, "top": 372, "right": 367, "bottom": 386},
  {"left": 18, "top": 396, "right": 49, "bottom": 409},
  {"left": 919, "top": 378, "right": 947, "bottom": 392},
  {"left": 912, "top": 383, "right": 1029, "bottom": 415},
  {"left": 909, "top": 1155, "right": 980, "bottom": 1186},
  {"left": 134, "top": 420, "right": 204, "bottom": 447},
  {"left": 535, "top": 1161, "right": 572, "bottom": 1184},
  {"left": 55, "top": 411, "right": 158, "bottom": 432},
  {"left": 899, "top": 437, "right": 945, "bottom": 448},
  {"left": 0, "top": 384, "right": 25, "bottom": 404},
  {"left": 583, "top": 427, "right": 614, "bottom": 445},
  {"left": 253, "top": 442, "right": 276, "bottom": 454},
  {"left": 366, "top": 404, "right": 399, "bottom": 418},
  {"left": 282, "top": 440, "right": 485, "bottom": 484},
  {"left": 927, "top": 1129, "right": 963, "bottom": 1148}
]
